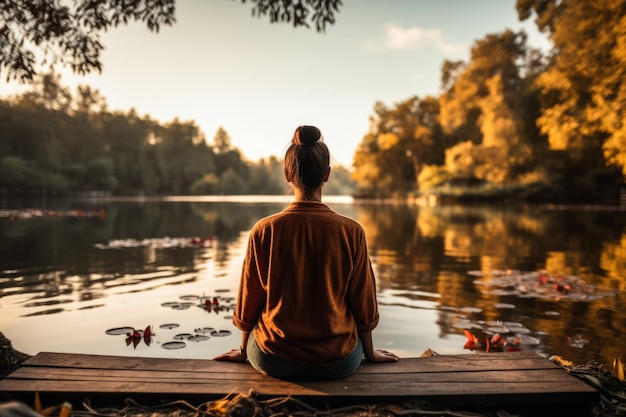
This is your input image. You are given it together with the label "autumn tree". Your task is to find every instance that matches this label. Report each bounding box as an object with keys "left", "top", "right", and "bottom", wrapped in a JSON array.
[
  {"left": 439, "top": 31, "right": 531, "bottom": 146},
  {"left": 517, "top": 0, "right": 626, "bottom": 181},
  {"left": 352, "top": 96, "right": 445, "bottom": 198},
  {"left": 425, "top": 30, "right": 549, "bottom": 193}
]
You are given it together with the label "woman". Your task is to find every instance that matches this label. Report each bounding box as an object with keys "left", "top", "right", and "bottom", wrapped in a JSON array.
[{"left": 213, "top": 125, "right": 398, "bottom": 378}]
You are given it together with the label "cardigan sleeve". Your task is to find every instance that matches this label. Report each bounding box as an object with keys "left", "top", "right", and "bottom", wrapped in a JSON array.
[
  {"left": 232, "top": 231, "right": 266, "bottom": 332},
  {"left": 346, "top": 227, "right": 380, "bottom": 333}
]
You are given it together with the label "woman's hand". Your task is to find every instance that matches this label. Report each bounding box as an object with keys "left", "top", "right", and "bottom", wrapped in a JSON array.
[
  {"left": 213, "top": 348, "right": 247, "bottom": 362},
  {"left": 366, "top": 349, "right": 399, "bottom": 363}
]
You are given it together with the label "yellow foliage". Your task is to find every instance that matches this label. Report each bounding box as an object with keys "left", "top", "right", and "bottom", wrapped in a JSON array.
[
  {"left": 418, "top": 164, "right": 450, "bottom": 190},
  {"left": 480, "top": 74, "right": 520, "bottom": 148},
  {"left": 377, "top": 132, "right": 399, "bottom": 151},
  {"left": 439, "top": 76, "right": 479, "bottom": 134},
  {"left": 615, "top": 16, "right": 626, "bottom": 64},
  {"left": 604, "top": 128, "right": 626, "bottom": 176},
  {"left": 537, "top": 103, "right": 582, "bottom": 150},
  {"left": 536, "top": 69, "right": 573, "bottom": 93},
  {"left": 444, "top": 141, "right": 476, "bottom": 176}
]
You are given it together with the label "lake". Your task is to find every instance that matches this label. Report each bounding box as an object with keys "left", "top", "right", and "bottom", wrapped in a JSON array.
[{"left": 1, "top": 196, "right": 624, "bottom": 367}]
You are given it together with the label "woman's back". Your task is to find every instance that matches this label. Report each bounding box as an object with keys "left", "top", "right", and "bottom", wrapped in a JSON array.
[{"left": 236, "top": 201, "right": 379, "bottom": 364}]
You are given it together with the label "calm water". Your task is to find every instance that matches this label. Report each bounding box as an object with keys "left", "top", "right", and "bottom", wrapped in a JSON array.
[{"left": 1, "top": 196, "right": 625, "bottom": 367}]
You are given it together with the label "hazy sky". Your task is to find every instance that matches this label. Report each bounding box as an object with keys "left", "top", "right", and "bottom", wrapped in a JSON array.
[{"left": 3, "top": 0, "right": 550, "bottom": 167}]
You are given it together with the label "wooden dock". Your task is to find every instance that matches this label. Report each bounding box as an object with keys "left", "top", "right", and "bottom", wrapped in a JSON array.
[{"left": 0, "top": 351, "right": 598, "bottom": 412}]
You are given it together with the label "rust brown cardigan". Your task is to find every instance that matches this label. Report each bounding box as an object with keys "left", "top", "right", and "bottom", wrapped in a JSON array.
[{"left": 233, "top": 201, "right": 380, "bottom": 365}]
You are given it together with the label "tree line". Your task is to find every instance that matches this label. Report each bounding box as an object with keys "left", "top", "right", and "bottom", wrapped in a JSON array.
[
  {"left": 0, "top": 73, "right": 355, "bottom": 197},
  {"left": 2, "top": 0, "right": 625, "bottom": 202},
  {"left": 352, "top": 0, "right": 626, "bottom": 203}
]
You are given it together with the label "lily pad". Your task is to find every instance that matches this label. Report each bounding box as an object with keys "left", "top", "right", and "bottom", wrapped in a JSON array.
[
  {"left": 452, "top": 320, "right": 484, "bottom": 330},
  {"left": 161, "top": 302, "right": 180, "bottom": 307},
  {"left": 210, "top": 330, "right": 232, "bottom": 337},
  {"left": 511, "top": 327, "right": 531, "bottom": 334},
  {"left": 517, "top": 335, "right": 541, "bottom": 346},
  {"left": 173, "top": 333, "right": 194, "bottom": 340},
  {"left": 180, "top": 295, "right": 199, "bottom": 300},
  {"left": 194, "top": 327, "right": 215, "bottom": 334},
  {"left": 487, "top": 326, "right": 510, "bottom": 334},
  {"left": 105, "top": 326, "right": 135, "bottom": 335},
  {"left": 162, "top": 341, "right": 186, "bottom": 350},
  {"left": 188, "top": 335, "right": 210, "bottom": 342},
  {"left": 159, "top": 323, "right": 180, "bottom": 330}
]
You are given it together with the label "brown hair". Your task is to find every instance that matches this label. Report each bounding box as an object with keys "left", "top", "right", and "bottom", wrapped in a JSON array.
[{"left": 284, "top": 125, "right": 330, "bottom": 198}]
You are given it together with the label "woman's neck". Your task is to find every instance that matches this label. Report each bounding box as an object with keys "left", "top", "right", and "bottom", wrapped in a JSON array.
[{"left": 294, "top": 188, "right": 322, "bottom": 202}]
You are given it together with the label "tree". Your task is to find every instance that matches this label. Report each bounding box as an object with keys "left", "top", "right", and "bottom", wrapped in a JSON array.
[
  {"left": 352, "top": 96, "right": 445, "bottom": 197},
  {"left": 151, "top": 119, "right": 213, "bottom": 194},
  {"left": 439, "top": 30, "right": 531, "bottom": 147},
  {"left": 476, "top": 73, "right": 533, "bottom": 184},
  {"left": 1, "top": 0, "right": 342, "bottom": 83},
  {"left": 517, "top": 0, "right": 626, "bottom": 179},
  {"left": 239, "top": 0, "right": 342, "bottom": 32}
]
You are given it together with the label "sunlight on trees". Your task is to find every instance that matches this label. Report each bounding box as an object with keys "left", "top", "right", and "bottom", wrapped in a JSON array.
[
  {"left": 518, "top": 0, "right": 626, "bottom": 179},
  {"left": 2, "top": 1, "right": 625, "bottom": 201},
  {"left": 352, "top": 6, "right": 625, "bottom": 202}
]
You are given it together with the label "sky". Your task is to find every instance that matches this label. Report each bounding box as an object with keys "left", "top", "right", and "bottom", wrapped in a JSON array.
[{"left": 2, "top": 0, "right": 550, "bottom": 167}]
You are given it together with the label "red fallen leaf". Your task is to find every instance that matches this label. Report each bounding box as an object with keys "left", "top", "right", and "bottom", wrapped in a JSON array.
[
  {"left": 463, "top": 330, "right": 483, "bottom": 351},
  {"left": 463, "top": 340, "right": 475, "bottom": 350},
  {"left": 213, "top": 297, "right": 219, "bottom": 306},
  {"left": 464, "top": 330, "right": 480, "bottom": 344}
]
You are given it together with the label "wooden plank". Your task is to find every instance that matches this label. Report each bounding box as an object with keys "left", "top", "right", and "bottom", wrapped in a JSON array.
[
  {"left": 0, "top": 351, "right": 598, "bottom": 408},
  {"left": 21, "top": 350, "right": 560, "bottom": 373},
  {"left": 8, "top": 367, "right": 581, "bottom": 385},
  {"left": 0, "top": 378, "right": 591, "bottom": 396}
]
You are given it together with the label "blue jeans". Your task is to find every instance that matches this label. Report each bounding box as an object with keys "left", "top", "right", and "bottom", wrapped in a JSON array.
[{"left": 246, "top": 335, "right": 364, "bottom": 379}]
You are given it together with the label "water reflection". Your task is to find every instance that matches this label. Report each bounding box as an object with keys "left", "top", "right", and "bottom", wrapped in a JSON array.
[
  {"left": 0, "top": 199, "right": 624, "bottom": 366},
  {"left": 357, "top": 204, "right": 626, "bottom": 365}
]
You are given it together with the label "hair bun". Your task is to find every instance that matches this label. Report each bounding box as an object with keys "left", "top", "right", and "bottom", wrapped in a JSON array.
[{"left": 293, "top": 125, "right": 321, "bottom": 146}]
